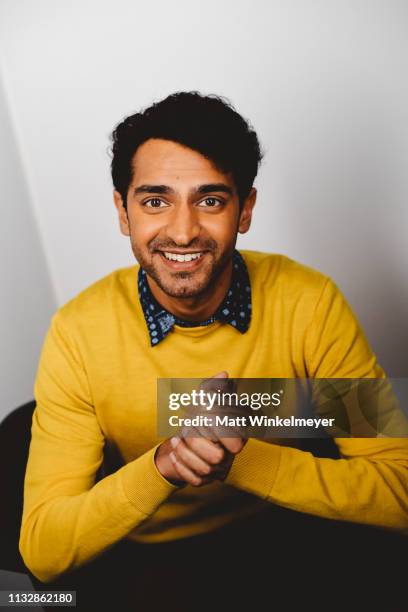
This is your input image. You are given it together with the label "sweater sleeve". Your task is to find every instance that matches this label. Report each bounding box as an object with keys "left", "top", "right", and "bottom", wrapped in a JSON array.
[
  {"left": 19, "top": 311, "right": 177, "bottom": 583},
  {"left": 225, "top": 278, "right": 408, "bottom": 531}
]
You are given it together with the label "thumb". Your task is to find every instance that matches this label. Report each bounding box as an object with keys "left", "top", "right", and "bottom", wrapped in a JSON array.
[{"left": 213, "top": 371, "right": 229, "bottom": 378}]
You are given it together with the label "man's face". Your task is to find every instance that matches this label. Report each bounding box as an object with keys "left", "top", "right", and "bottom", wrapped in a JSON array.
[{"left": 114, "top": 138, "right": 255, "bottom": 299}]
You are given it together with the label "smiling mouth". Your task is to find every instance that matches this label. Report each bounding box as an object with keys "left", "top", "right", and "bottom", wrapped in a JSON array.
[
  {"left": 156, "top": 250, "right": 207, "bottom": 269},
  {"left": 162, "top": 251, "right": 204, "bottom": 262}
]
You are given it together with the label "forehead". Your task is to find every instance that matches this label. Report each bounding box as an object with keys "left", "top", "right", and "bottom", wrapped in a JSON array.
[{"left": 131, "top": 138, "right": 233, "bottom": 186}]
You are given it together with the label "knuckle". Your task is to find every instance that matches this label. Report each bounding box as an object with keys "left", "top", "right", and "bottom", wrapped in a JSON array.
[
  {"left": 177, "top": 447, "right": 187, "bottom": 462},
  {"left": 199, "top": 463, "right": 211, "bottom": 476},
  {"left": 216, "top": 447, "right": 225, "bottom": 461},
  {"left": 210, "top": 448, "right": 224, "bottom": 464},
  {"left": 230, "top": 441, "right": 243, "bottom": 454}
]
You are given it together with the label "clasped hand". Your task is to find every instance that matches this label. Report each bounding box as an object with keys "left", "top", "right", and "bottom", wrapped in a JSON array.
[{"left": 155, "top": 372, "right": 247, "bottom": 486}]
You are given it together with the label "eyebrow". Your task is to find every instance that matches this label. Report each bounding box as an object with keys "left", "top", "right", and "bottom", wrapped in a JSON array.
[
  {"left": 196, "top": 183, "right": 233, "bottom": 196},
  {"left": 134, "top": 184, "right": 173, "bottom": 195},
  {"left": 133, "top": 183, "right": 233, "bottom": 196}
]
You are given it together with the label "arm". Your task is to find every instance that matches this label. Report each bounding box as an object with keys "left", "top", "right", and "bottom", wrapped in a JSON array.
[
  {"left": 225, "top": 278, "right": 408, "bottom": 530},
  {"left": 225, "top": 437, "right": 408, "bottom": 529},
  {"left": 19, "top": 312, "right": 177, "bottom": 583}
]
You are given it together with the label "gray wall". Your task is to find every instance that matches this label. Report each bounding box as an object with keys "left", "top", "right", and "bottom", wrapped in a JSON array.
[{"left": 0, "top": 74, "right": 56, "bottom": 420}]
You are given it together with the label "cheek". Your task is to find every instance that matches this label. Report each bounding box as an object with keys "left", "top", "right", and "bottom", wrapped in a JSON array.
[
  {"left": 130, "top": 215, "right": 162, "bottom": 245},
  {"left": 202, "top": 214, "right": 237, "bottom": 243}
]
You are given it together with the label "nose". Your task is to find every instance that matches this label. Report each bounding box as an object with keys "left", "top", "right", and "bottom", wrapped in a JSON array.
[{"left": 164, "top": 204, "right": 201, "bottom": 246}]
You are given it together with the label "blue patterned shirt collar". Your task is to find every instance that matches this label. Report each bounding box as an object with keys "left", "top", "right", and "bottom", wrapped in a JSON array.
[{"left": 138, "top": 249, "right": 252, "bottom": 346}]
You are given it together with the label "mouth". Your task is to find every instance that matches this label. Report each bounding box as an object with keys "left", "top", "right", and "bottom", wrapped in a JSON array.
[{"left": 156, "top": 250, "right": 208, "bottom": 271}]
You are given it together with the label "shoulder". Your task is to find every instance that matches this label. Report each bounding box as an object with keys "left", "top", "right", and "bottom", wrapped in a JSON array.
[
  {"left": 238, "top": 249, "right": 330, "bottom": 300},
  {"left": 53, "top": 264, "right": 140, "bottom": 330}
]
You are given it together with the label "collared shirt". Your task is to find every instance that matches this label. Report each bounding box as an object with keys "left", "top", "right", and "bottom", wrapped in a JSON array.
[{"left": 138, "top": 249, "right": 252, "bottom": 346}]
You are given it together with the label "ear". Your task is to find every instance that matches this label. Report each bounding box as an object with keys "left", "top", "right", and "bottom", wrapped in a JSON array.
[
  {"left": 238, "top": 187, "right": 257, "bottom": 234},
  {"left": 113, "top": 190, "right": 130, "bottom": 236}
]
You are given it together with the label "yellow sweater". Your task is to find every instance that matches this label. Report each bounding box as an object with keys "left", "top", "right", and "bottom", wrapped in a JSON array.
[{"left": 20, "top": 250, "right": 408, "bottom": 582}]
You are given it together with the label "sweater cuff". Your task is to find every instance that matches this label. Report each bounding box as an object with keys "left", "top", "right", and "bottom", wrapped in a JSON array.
[
  {"left": 225, "top": 439, "right": 282, "bottom": 499},
  {"left": 121, "top": 445, "right": 178, "bottom": 515}
]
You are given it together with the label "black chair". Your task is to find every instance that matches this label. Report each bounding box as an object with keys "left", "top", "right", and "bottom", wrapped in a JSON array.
[
  {"left": 0, "top": 400, "right": 36, "bottom": 573},
  {"left": 0, "top": 401, "right": 108, "bottom": 576}
]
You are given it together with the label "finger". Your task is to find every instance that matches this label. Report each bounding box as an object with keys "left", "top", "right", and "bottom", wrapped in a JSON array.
[
  {"left": 190, "top": 420, "right": 246, "bottom": 451},
  {"left": 169, "top": 451, "right": 208, "bottom": 487},
  {"left": 197, "top": 426, "right": 244, "bottom": 448},
  {"left": 198, "top": 372, "right": 228, "bottom": 394},
  {"left": 181, "top": 422, "right": 219, "bottom": 442},
  {"left": 183, "top": 436, "right": 225, "bottom": 465},
  {"left": 200, "top": 371, "right": 235, "bottom": 399},
  {"left": 171, "top": 437, "right": 213, "bottom": 476},
  {"left": 217, "top": 436, "right": 246, "bottom": 454}
]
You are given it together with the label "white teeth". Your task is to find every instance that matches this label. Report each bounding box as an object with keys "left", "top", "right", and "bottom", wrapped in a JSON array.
[{"left": 163, "top": 252, "right": 203, "bottom": 262}]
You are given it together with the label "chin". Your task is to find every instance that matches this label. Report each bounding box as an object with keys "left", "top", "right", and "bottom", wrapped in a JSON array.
[
  {"left": 154, "top": 267, "right": 212, "bottom": 297},
  {"left": 158, "top": 280, "right": 210, "bottom": 299}
]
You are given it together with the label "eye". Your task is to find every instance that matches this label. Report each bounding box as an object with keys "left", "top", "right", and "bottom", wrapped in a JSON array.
[
  {"left": 197, "top": 197, "right": 223, "bottom": 208},
  {"left": 144, "top": 198, "right": 168, "bottom": 209}
]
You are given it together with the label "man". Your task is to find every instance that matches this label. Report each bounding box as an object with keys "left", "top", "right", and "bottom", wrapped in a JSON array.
[{"left": 20, "top": 92, "right": 407, "bottom": 611}]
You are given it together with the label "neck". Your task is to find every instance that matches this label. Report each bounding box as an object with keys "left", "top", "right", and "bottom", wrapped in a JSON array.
[{"left": 146, "top": 259, "right": 233, "bottom": 322}]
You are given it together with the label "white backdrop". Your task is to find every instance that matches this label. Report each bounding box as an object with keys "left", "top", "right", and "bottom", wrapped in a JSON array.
[
  {"left": 0, "top": 74, "right": 56, "bottom": 416},
  {"left": 0, "top": 0, "right": 407, "bottom": 417}
]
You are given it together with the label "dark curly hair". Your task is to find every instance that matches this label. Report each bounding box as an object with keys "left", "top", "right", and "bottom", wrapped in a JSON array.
[{"left": 110, "top": 91, "right": 263, "bottom": 210}]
